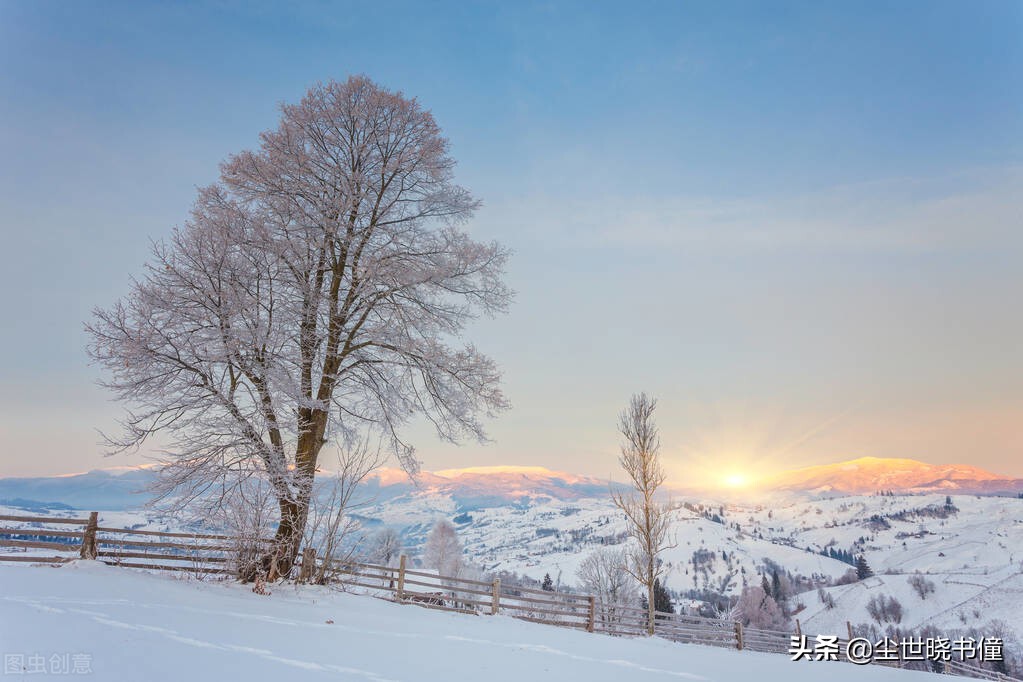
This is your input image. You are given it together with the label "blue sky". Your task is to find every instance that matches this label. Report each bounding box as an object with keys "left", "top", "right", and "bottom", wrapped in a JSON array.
[{"left": 1, "top": 1, "right": 1020, "bottom": 481}]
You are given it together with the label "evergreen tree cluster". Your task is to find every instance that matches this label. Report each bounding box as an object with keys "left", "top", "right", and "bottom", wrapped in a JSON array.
[{"left": 820, "top": 545, "right": 856, "bottom": 565}]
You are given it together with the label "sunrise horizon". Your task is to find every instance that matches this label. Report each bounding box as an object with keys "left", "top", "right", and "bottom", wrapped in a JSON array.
[{"left": 2, "top": 1, "right": 1020, "bottom": 488}]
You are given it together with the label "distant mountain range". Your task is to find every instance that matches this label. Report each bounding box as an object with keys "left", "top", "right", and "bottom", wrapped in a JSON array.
[
  {"left": 1, "top": 457, "right": 1020, "bottom": 511},
  {"left": 760, "top": 456, "right": 1023, "bottom": 496},
  {"left": 0, "top": 467, "right": 158, "bottom": 510},
  {"left": 359, "top": 465, "right": 615, "bottom": 510},
  {"left": 0, "top": 464, "right": 615, "bottom": 511}
]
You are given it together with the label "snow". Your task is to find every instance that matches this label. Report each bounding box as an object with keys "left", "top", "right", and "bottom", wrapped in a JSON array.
[
  {"left": 801, "top": 568, "right": 1023, "bottom": 637},
  {"left": 0, "top": 562, "right": 937, "bottom": 682},
  {"left": 5, "top": 487, "right": 1023, "bottom": 667}
]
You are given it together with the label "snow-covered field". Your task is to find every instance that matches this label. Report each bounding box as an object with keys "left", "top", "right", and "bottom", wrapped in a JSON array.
[
  {"left": 358, "top": 491, "right": 1023, "bottom": 597},
  {"left": 801, "top": 566, "right": 1023, "bottom": 636},
  {"left": 0, "top": 561, "right": 939, "bottom": 682},
  {"left": 5, "top": 473, "right": 1023, "bottom": 668}
]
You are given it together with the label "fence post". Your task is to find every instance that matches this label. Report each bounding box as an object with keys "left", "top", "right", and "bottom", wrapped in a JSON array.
[
  {"left": 79, "top": 512, "right": 98, "bottom": 560},
  {"left": 846, "top": 621, "right": 853, "bottom": 641},
  {"left": 795, "top": 618, "right": 801, "bottom": 636},
  {"left": 396, "top": 554, "right": 407, "bottom": 601},
  {"left": 734, "top": 621, "right": 744, "bottom": 650},
  {"left": 491, "top": 578, "right": 500, "bottom": 615},
  {"left": 586, "top": 595, "right": 596, "bottom": 633},
  {"left": 299, "top": 547, "right": 316, "bottom": 582}
]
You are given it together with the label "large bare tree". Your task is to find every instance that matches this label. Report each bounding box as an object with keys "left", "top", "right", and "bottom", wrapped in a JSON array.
[
  {"left": 611, "top": 392, "right": 674, "bottom": 635},
  {"left": 87, "top": 76, "right": 511, "bottom": 578}
]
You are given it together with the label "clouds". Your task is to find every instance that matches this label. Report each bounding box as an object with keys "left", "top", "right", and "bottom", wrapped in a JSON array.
[{"left": 482, "top": 165, "right": 1023, "bottom": 254}]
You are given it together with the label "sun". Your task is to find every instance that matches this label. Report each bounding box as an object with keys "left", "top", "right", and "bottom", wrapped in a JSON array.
[{"left": 722, "top": 472, "right": 748, "bottom": 488}]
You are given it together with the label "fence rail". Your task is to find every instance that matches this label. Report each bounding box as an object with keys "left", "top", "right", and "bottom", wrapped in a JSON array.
[
  {"left": 1, "top": 512, "right": 1017, "bottom": 681},
  {"left": 0, "top": 512, "right": 246, "bottom": 575}
]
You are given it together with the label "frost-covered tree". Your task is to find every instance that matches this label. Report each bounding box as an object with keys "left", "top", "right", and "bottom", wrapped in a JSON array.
[
  {"left": 367, "top": 528, "right": 403, "bottom": 566},
  {"left": 304, "top": 433, "right": 385, "bottom": 584},
  {"left": 611, "top": 393, "right": 675, "bottom": 635},
  {"left": 866, "top": 594, "right": 904, "bottom": 624},
  {"left": 576, "top": 547, "right": 638, "bottom": 631},
  {"left": 907, "top": 572, "right": 936, "bottom": 600},
  {"left": 86, "top": 76, "right": 511, "bottom": 579},
  {"left": 422, "top": 519, "right": 463, "bottom": 576},
  {"left": 541, "top": 573, "right": 554, "bottom": 591},
  {"left": 817, "top": 586, "right": 836, "bottom": 610},
  {"left": 732, "top": 585, "right": 788, "bottom": 630}
]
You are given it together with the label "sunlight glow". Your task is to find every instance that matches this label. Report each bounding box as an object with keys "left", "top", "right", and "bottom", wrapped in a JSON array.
[{"left": 722, "top": 472, "right": 748, "bottom": 488}]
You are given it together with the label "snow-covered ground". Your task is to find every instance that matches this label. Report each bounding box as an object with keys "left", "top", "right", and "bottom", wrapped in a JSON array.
[
  {"left": 359, "top": 491, "right": 1023, "bottom": 598},
  {"left": 801, "top": 567, "right": 1023, "bottom": 637},
  {"left": 0, "top": 561, "right": 939, "bottom": 682},
  {"left": 5, "top": 487, "right": 1023, "bottom": 662}
]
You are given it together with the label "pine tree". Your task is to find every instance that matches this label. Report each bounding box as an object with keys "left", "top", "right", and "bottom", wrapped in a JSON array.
[
  {"left": 652, "top": 578, "right": 674, "bottom": 615},
  {"left": 855, "top": 555, "right": 874, "bottom": 580},
  {"left": 541, "top": 573, "right": 554, "bottom": 591}
]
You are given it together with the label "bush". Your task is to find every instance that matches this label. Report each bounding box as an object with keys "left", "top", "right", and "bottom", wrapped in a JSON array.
[
  {"left": 866, "top": 594, "right": 904, "bottom": 624},
  {"left": 907, "top": 572, "right": 936, "bottom": 600}
]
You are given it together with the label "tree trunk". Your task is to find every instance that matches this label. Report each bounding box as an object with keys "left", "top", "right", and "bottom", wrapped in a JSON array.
[
  {"left": 647, "top": 578, "right": 655, "bottom": 635},
  {"left": 260, "top": 496, "right": 309, "bottom": 580},
  {"left": 259, "top": 418, "right": 323, "bottom": 581},
  {"left": 255, "top": 431, "right": 319, "bottom": 580}
]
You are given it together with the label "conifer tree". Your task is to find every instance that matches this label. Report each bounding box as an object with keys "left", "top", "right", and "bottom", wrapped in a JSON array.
[
  {"left": 855, "top": 554, "right": 874, "bottom": 580},
  {"left": 652, "top": 578, "right": 674, "bottom": 615}
]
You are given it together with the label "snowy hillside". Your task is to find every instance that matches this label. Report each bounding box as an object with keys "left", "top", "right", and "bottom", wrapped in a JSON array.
[
  {"left": 344, "top": 487, "right": 1023, "bottom": 651},
  {"left": 0, "top": 561, "right": 938, "bottom": 682},
  {"left": 362, "top": 493, "right": 856, "bottom": 592},
  {"left": 352, "top": 485, "right": 1023, "bottom": 595},
  {"left": 4, "top": 459, "right": 1023, "bottom": 652},
  {"left": 801, "top": 567, "right": 1023, "bottom": 638}
]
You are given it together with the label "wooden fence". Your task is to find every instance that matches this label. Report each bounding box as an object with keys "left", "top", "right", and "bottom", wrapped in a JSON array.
[
  {"left": 1, "top": 512, "right": 1017, "bottom": 681},
  {"left": 0, "top": 512, "right": 270, "bottom": 575},
  {"left": 319, "top": 555, "right": 596, "bottom": 630}
]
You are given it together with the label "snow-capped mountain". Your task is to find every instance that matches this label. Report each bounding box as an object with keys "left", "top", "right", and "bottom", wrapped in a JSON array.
[
  {"left": 0, "top": 466, "right": 160, "bottom": 511},
  {"left": 358, "top": 465, "right": 616, "bottom": 509},
  {"left": 761, "top": 456, "right": 1023, "bottom": 496},
  {"left": 3, "top": 456, "right": 1021, "bottom": 511}
]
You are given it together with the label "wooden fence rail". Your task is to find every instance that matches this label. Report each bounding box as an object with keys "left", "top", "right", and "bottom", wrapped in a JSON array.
[
  {"left": 0, "top": 512, "right": 1018, "bottom": 681},
  {"left": 0, "top": 511, "right": 257, "bottom": 575}
]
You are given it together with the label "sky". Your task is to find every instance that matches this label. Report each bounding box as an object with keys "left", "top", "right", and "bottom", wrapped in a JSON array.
[{"left": 0, "top": 1, "right": 1020, "bottom": 484}]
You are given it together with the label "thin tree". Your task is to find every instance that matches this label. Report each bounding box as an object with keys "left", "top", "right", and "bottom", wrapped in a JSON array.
[
  {"left": 577, "top": 547, "right": 638, "bottom": 632},
  {"left": 86, "top": 76, "right": 511, "bottom": 579},
  {"left": 367, "top": 528, "right": 403, "bottom": 567},
  {"left": 422, "top": 519, "right": 463, "bottom": 577},
  {"left": 303, "top": 430, "right": 385, "bottom": 584},
  {"left": 611, "top": 392, "right": 675, "bottom": 635}
]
